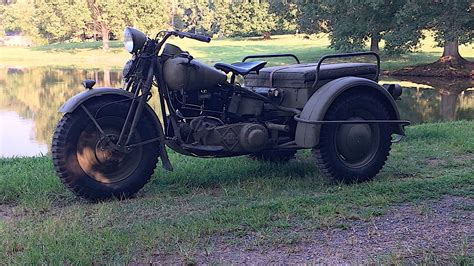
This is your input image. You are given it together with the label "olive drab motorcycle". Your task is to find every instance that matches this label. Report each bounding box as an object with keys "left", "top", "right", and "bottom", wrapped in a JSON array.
[{"left": 52, "top": 27, "right": 409, "bottom": 200}]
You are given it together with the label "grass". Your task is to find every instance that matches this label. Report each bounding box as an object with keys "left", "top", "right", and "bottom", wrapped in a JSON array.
[
  {"left": 1, "top": 34, "right": 473, "bottom": 70},
  {"left": 0, "top": 121, "right": 473, "bottom": 264}
]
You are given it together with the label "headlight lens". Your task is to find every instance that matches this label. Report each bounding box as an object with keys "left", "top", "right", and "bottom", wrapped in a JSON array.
[
  {"left": 123, "top": 27, "right": 147, "bottom": 54},
  {"left": 123, "top": 29, "right": 134, "bottom": 53}
]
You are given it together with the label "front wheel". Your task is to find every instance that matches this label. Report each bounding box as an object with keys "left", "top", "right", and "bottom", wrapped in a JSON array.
[
  {"left": 313, "top": 92, "right": 392, "bottom": 183},
  {"left": 51, "top": 98, "right": 160, "bottom": 200}
]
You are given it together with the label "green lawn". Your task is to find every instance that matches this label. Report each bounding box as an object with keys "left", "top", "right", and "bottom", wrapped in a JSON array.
[
  {"left": 1, "top": 34, "right": 472, "bottom": 70},
  {"left": 1, "top": 121, "right": 473, "bottom": 264}
]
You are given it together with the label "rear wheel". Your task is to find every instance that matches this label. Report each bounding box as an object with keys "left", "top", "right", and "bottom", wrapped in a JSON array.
[
  {"left": 249, "top": 150, "right": 297, "bottom": 163},
  {"left": 52, "top": 98, "right": 160, "bottom": 200},
  {"left": 313, "top": 92, "right": 392, "bottom": 183}
]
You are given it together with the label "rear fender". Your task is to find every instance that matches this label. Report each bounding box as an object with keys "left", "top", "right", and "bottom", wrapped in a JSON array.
[
  {"left": 295, "top": 77, "right": 405, "bottom": 148},
  {"left": 59, "top": 87, "right": 173, "bottom": 171}
]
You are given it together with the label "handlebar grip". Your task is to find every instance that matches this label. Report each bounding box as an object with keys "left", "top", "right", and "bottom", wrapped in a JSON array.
[
  {"left": 187, "top": 32, "right": 211, "bottom": 43},
  {"left": 174, "top": 31, "right": 211, "bottom": 43}
]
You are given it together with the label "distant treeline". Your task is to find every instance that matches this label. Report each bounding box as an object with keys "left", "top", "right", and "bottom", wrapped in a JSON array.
[{"left": 0, "top": 0, "right": 472, "bottom": 58}]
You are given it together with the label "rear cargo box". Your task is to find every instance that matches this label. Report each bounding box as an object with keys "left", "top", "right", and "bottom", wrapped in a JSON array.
[{"left": 244, "top": 63, "right": 377, "bottom": 108}]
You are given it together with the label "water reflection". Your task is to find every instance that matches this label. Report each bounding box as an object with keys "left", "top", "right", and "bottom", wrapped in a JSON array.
[
  {"left": 382, "top": 76, "right": 474, "bottom": 123},
  {"left": 0, "top": 111, "right": 48, "bottom": 157},
  {"left": 0, "top": 67, "right": 472, "bottom": 157}
]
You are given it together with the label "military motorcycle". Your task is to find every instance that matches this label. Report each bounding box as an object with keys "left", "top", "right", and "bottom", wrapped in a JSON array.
[{"left": 52, "top": 27, "right": 409, "bottom": 200}]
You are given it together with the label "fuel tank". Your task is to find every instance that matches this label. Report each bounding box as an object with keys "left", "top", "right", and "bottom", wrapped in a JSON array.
[{"left": 163, "top": 56, "right": 227, "bottom": 91}]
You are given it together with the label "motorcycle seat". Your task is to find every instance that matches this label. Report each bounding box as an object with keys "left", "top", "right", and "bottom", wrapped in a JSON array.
[{"left": 214, "top": 61, "right": 267, "bottom": 76}]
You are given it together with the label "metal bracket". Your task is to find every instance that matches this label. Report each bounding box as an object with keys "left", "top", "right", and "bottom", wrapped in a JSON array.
[
  {"left": 81, "top": 105, "right": 105, "bottom": 135},
  {"left": 391, "top": 134, "right": 404, "bottom": 143},
  {"left": 294, "top": 114, "right": 411, "bottom": 126}
]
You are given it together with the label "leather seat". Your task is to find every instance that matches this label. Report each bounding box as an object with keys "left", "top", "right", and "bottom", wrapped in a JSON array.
[{"left": 214, "top": 61, "right": 267, "bottom": 76}]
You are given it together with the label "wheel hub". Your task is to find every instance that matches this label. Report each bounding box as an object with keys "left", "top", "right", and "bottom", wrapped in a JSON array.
[
  {"left": 95, "top": 135, "right": 122, "bottom": 164},
  {"left": 335, "top": 117, "right": 379, "bottom": 167},
  {"left": 76, "top": 117, "right": 143, "bottom": 184}
]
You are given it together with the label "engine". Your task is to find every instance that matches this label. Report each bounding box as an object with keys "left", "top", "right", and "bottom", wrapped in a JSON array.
[
  {"left": 161, "top": 44, "right": 270, "bottom": 154},
  {"left": 180, "top": 116, "right": 269, "bottom": 154}
]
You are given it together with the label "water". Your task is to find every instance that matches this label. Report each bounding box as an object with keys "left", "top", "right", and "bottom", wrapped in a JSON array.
[{"left": 0, "top": 67, "right": 472, "bottom": 157}]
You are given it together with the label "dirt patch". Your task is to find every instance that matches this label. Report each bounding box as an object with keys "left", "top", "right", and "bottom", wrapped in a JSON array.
[
  {"left": 390, "top": 58, "right": 473, "bottom": 78},
  {"left": 0, "top": 204, "right": 16, "bottom": 222},
  {"left": 151, "top": 196, "right": 473, "bottom": 264},
  {"left": 453, "top": 154, "right": 474, "bottom": 165},
  {"left": 424, "top": 154, "right": 473, "bottom": 168},
  {"left": 424, "top": 157, "right": 446, "bottom": 167}
]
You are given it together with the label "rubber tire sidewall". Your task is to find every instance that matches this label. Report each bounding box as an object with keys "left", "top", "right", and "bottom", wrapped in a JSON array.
[
  {"left": 313, "top": 92, "right": 392, "bottom": 183},
  {"left": 52, "top": 98, "right": 160, "bottom": 200}
]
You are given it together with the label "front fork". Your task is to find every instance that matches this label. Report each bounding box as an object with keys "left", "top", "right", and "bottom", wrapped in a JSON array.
[{"left": 115, "top": 62, "right": 155, "bottom": 148}]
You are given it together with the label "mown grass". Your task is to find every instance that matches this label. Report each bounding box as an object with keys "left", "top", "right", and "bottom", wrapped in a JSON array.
[
  {"left": 0, "top": 121, "right": 473, "bottom": 264},
  {"left": 1, "top": 34, "right": 473, "bottom": 70}
]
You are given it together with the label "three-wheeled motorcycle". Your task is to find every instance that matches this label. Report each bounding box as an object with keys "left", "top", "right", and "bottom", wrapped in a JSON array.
[{"left": 52, "top": 28, "right": 409, "bottom": 200}]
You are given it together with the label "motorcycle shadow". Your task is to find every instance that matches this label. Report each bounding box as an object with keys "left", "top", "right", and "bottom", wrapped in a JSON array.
[{"left": 148, "top": 151, "right": 324, "bottom": 193}]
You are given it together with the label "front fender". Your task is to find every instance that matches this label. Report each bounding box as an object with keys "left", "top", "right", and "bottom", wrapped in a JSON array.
[
  {"left": 59, "top": 87, "right": 173, "bottom": 171},
  {"left": 295, "top": 77, "right": 405, "bottom": 148},
  {"left": 59, "top": 87, "right": 135, "bottom": 113}
]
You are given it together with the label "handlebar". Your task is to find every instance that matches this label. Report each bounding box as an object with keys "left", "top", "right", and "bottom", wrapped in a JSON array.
[{"left": 172, "top": 31, "right": 211, "bottom": 43}]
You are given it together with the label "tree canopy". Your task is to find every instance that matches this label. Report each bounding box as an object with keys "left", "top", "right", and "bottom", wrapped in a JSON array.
[{"left": 0, "top": 0, "right": 472, "bottom": 59}]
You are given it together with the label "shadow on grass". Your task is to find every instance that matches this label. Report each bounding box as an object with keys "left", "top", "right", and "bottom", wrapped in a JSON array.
[{"left": 149, "top": 152, "right": 318, "bottom": 191}]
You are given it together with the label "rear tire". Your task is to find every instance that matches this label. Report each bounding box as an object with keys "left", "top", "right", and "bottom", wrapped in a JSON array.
[
  {"left": 52, "top": 98, "right": 160, "bottom": 200},
  {"left": 249, "top": 150, "right": 297, "bottom": 163},
  {"left": 313, "top": 92, "right": 392, "bottom": 183}
]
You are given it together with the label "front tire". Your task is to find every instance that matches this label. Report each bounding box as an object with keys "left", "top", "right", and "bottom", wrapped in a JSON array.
[
  {"left": 52, "top": 98, "right": 160, "bottom": 200},
  {"left": 313, "top": 92, "right": 392, "bottom": 183}
]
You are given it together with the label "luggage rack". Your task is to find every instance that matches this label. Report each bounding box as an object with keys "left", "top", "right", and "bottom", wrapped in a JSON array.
[
  {"left": 242, "top": 53, "right": 301, "bottom": 64},
  {"left": 312, "top": 51, "right": 380, "bottom": 89}
]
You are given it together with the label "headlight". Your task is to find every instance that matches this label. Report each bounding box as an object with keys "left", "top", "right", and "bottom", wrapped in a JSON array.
[{"left": 123, "top": 27, "right": 147, "bottom": 54}]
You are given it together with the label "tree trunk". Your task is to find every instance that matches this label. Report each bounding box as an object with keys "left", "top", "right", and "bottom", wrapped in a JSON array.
[
  {"left": 370, "top": 33, "right": 380, "bottom": 54},
  {"left": 103, "top": 68, "right": 110, "bottom": 87},
  {"left": 263, "top": 32, "right": 271, "bottom": 40},
  {"left": 101, "top": 25, "right": 109, "bottom": 51},
  {"left": 441, "top": 38, "right": 464, "bottom": 61},
  {"left": 93, "top": 21, "right": 97, "bottom": 41}
]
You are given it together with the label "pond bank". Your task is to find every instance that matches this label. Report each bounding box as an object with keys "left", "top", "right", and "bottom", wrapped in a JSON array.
[{"left": 389, "top": 57, "right": 474, "bottom": 78}]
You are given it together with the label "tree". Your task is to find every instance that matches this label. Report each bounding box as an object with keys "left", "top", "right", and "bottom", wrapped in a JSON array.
[
  {"left": 297, "top": 0, "right": 325, "bottom": 34},
  {"left": 392, "top": 0, "right": 473, "bottom": 62},
  {"left": 296, "top": 0, "right": 410, "bottom": 53},
  {"left": 35, "top": 0, "right": 90, "bottom": 43},
  {"left": 87, "top": 0, "right": 126, "bottom": 50},
  {"left": 222, "top": 0, "right": 276, "bottom": 38},
  {"left": 316, "top": 0, "right": 406, "bottom": 54},
  {"left": 173, "top": 0, "right": 215, "bottom": 34},
  {"left": 0, "top": 0, "right": 38, "bottom": 37},
  {"left": 210, "top": 0, "right": 233, "bottom": 37},
  {"left": 123, "top": 0, "right": 169, "bottom": 36},
  {"left": 269, "top": 0, "right": 299, "bottom": 35}
]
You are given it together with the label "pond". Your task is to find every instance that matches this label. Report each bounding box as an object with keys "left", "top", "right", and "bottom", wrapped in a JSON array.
[{"left": 0, "top": 67, "right": 473, "bottom": 157}]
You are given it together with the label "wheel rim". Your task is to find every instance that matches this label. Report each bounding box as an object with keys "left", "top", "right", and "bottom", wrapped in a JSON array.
[
  {"left": 76, "top": 116, "right": 143, "bottom": 184},
  {"left": 334, "top": 113, "right": 380, "bottom": 168}
]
